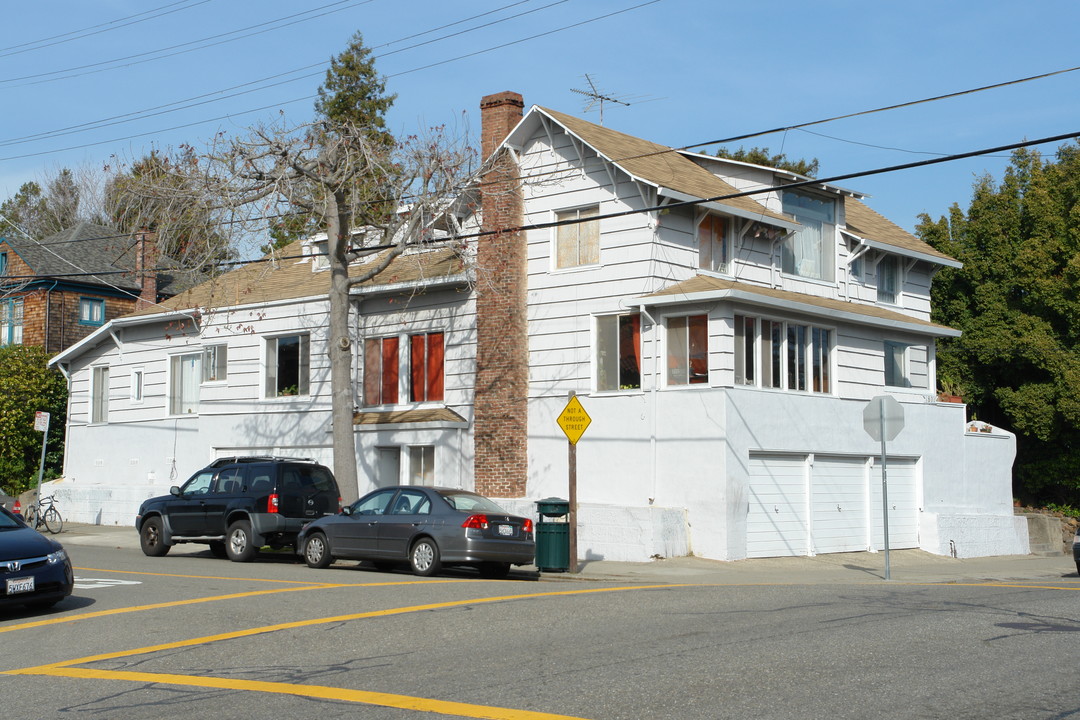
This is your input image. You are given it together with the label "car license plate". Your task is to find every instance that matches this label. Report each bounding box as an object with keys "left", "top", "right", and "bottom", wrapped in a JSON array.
[
  {"left": 6, "top": 576, "right": 34, "bottom": 595},
  {"left": 497, "top": 524, "right": 513, "bottom": 536}
]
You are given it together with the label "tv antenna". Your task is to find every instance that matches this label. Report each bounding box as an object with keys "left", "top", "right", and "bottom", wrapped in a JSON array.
[{"left": 570, "top": 74, "right": 630, "bottom": 125}]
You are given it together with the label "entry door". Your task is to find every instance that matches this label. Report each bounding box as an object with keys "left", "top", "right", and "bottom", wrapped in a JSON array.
[
  {"left": 811, "top": 456, "right": 869, "bottom": 554},
  {"left": 870, "top": 459, "right": 918, "bottom": 549},
  {"left": 747, "top": 454, "right": 808, "bottom": 558}
]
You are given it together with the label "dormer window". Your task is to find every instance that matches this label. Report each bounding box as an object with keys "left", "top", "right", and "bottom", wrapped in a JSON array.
[
  {"left": 697, "top": 215, "right": 729, "bottom": 274},
  {"left": 781, "top": 190, "right": 835, "bottom": 282},
  {"left": 877, "top": 255, "right": 899, "bottom": 305}
]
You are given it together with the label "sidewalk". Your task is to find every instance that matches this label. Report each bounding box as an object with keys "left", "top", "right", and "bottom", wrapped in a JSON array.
[{"left": 57, "top": 522, "right": 1078, "bottom": 585}]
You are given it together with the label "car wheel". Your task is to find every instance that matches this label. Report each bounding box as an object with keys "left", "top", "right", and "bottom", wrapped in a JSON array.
[
  {"left": 208, "top": 541, "right": 228, "bottom": 559},
  {"left": 409, "top": 538, "right": 441, "bottom": 577},
  {"left": 479, "top": 562, "right": 511, "bottom": 579},
  {"left": 303, "top": 533, "right": 333, "bottom": 569},
  {"left": 139, "top": 517, "right": 170, "bottom": 557},
  {"left": 226, "top": 520, "right": 257, "bottom": 562}
]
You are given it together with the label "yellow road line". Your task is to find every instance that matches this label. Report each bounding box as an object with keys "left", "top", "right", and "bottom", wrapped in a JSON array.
[{"left": 37, "top": 667, "right": 590, "bottom": 720}]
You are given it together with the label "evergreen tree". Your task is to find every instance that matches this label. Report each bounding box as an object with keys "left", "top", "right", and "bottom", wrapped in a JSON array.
[
  {"left": 918, "top": 143, "right": 1080, "bottom": 504},
  {"left": 0, "top": 345, "right": 66, "bottom": 495},
  {"left": 714, "top": 146, "right": 819, "bottom": 178}
]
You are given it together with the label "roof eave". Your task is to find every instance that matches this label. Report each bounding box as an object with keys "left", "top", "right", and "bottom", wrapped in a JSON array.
[
  {"left": 49, "top": 309, "right": 202, "bottom": 366},
  {"left": 658, "top": 188, "right": 801, "bottom": 232},
  {"left": 637, "top": 287, "right": 961, "bottom": 338},
  {"left": 843, "top": 230, "right": 962, "bottom": 269}
]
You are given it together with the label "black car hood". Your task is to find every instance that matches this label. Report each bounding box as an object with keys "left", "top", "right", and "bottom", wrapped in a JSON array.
[{"left": 0, "top": 526, "right": 63, "bottom": 560}]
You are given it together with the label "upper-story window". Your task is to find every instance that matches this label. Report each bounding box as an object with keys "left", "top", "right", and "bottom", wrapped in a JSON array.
[
  {"left": 697, "top": 215, "right": 729, "bottom": 274},
  {"left": 170, "top": 353, "right": 201, "bottom": 414},
  {"left": 667, "top": 314, "right": 708, "bottom": 386},
  {"left": 0, "top": 252, "right": 7, "bottom": 275},
  {"left": 79, "top": 297, "right": 105, "bottom": 326},
  {"left": 555, "top": 205, "right": 599, "bottom": 269},
  {"left": 877, "top": 255, "right": 899, "bottom": 305},
  {"left": 596, "top": 313, "right": 641, "bottom": 391},
  {"left": 91, "top": 366, "right": 110, "bottom": 423},
  {"left": 734, "top": 314, "right": 831, "bottom": 394},
  {"left": 0, "top": 298, "right": 22, "bottom": 346},
  {"left": 202, "top": 344, "right": 228, "bottom": 383},
  {"left": 781, "top": 190, "right": 836, "bottom": 282},
  {"left": 364, "top": 336, "right": 400, "bottom": 406},
  {"left": 266, "top": 334, "right": 310, "bottom": 398},
  {"left": 409, "top": 332, "right": 444, "bottom": 403}
]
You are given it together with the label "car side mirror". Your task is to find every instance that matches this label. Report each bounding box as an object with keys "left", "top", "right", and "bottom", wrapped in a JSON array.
[
  {"left": 342, "top": 506, "right": 352, "bottom": 516},
  {"left": 170, "top": 486, "right": 182, "bottom": 497}
]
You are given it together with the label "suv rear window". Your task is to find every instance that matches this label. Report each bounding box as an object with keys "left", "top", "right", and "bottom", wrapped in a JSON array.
[{"left": 281, "top": 465, "right": 336, "bottom": 493}]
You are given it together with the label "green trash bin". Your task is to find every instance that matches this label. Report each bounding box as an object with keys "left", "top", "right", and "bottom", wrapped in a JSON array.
[{"left": 535, "top": 498, "right": 570, "bottom": 572}]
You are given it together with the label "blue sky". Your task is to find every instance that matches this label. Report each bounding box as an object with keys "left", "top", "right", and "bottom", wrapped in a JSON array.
[{"left": 3, "top": 0, "right": 1080, "bottom": 256}]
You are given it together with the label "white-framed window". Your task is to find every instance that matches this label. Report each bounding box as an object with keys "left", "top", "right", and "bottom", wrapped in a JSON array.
[
  {"left": 781, "top": 190, "right": 836, "bottom": 281},
  {"left": 91, "top": 366, "right": 109, "bottom": 423},
  {"left": 408, "top": 446, "right": 435, "bottom": 486},
  {"left": 79, "top": 297, "right": 105, "bottom": 326},
  {"left": 734, "top": 314, "right": 832, "bottom": 394},
  {"left": 170, "top": 353, "right": 201, "bottom": 415},
  {"left": 877, "top": 255, "right": 899, "bottom": 305},
  {"left": 697, "top": 214, "right": 729, "bottom": 274},
  {"left": 555, "top": 205, "right": 600, "bottom": 269},
  {"left": 0, "top": 298, "right": 23, "bottom": 346},
  {"left": 130, "top": 368, "right": 144, "bottom": 403},
  {"left": 884, "top": 341, "right": 910, "bottom": 388},
  {"left": 266, "top": 334, "right": 310, "bottom": 398},
  {"left": 596, "top": 313, "right": 641, "bottom": 391},
  {"left": 666, "top": 314, "right": 709, "bottom": 386},
  {"left": 202, "top": 344, "right": 228, "bottom": 383}
]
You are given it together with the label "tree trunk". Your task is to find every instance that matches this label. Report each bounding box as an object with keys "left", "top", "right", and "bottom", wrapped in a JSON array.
[{"left": 326, "top": 191, "right": 360, "bottom": 503}]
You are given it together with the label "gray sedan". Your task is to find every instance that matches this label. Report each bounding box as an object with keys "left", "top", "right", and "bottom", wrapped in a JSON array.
[{"left": 297, "top": 486, "right": 535, "bottom": 577}]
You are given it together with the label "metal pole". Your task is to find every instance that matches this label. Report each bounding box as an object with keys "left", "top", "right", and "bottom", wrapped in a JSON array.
[
  {"left": 568, "top": 391, "right": 578, "bottom": 573},
  {"left": 880, "top": 400, "right": 891, "bottom": 581},
  {"left": 35, "top": 413, "right": 49, "bottom": 498}
]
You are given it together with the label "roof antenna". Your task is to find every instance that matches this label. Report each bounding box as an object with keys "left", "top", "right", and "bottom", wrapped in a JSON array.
[{"left": 570, "top": 74, "right": 630, "bottom": 126}]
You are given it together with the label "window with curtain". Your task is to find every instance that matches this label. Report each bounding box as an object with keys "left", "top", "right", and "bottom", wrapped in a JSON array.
[
  {"left": 667, "top": 314, "right": 708, "bottom": 385},
  {"left": 409, "top": 332, "right": 444, "bottom": 402},
  {"left": 203, "top": 344, "right": 228, "bottom": 382},
  {"left": 92, "top": 366, "right": 109, "bottom": 423},
  {"left": 555, "top": 205, "right": 600, "bottom": 268},
  {"left": 597, "top": 313, "right": 641, "bottom": 391},
  {"left": 877, "top": 255, "right": 899, "bottom": 304},
  {"left": 884, "top": 341, "right": 910, "bottom": 388},
  {"left": 170, "top": 353, "right": 200, "bottom": 414},
  {"left": 733, "top": 315, "right": 831, "bottom": 394},
  {"left": 364, "top": 336, "right": 399, "bottom": 406},
  {"left": 79, "top": 297, "right": 105, "bottom": 326},
  {"left": 408, "top": 446, "right": 435, "bottom": 486},
  {"left": 265, "top": 334, "right": 309, "bottom": 398},
  {"left": 781, "top": 190, "right": 835, "bottom": 281},
  {"left": 0, "top": 298, "right": 23, "bottom": 346},
  {"left": 697, "top": 215, "right": 729, "bottom": 273}
]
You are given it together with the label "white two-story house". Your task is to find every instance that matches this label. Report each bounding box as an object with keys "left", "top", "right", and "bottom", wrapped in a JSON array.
[{"left": 48, "top": 92, "right": 1027, "bottom": 561}]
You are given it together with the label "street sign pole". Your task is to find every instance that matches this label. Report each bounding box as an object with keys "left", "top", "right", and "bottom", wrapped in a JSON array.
[
  {"left": 879, "top": 401, "right": 891, "bottom": 581},
  {"left": 557, "top": 391, "right": 591, "bottom": 574},
  {"left": 568, "top": 398, "right": 578, "bottom": 574},
  {"left": 34, "top": 411, "right": 50, "bottom": 499}
]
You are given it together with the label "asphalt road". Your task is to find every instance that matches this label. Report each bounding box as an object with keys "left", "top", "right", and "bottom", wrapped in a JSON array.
[{"left": 2, "top": 542, "right": 1079, "bottom": 719}]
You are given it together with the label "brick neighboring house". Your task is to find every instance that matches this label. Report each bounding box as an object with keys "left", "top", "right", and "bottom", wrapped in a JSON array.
[{"left": 0, "top": 222, "right": 184, "bottom": 353}]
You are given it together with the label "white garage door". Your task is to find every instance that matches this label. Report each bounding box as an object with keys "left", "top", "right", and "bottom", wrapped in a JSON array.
[
  {"left": 811, "top": 456, "right": 869, "bottom": 554},
  {"left": 747, "top": 454, "right": 808, "bottom": 558},
  {"left": 870, "top": 459, "right": 919, "bottom": 549}
]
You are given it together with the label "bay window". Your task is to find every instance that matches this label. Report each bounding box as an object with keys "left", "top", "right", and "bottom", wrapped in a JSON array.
[
  {"left": 734, "top": 314, "right": 831, "bottom": 394},
  {"left": 667, "top": 314, "right": 708, "bottom": 385}
]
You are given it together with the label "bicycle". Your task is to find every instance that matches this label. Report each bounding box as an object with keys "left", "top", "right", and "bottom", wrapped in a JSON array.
[{"left": 23, "top": 494, "right": 64, "bottom": 534}]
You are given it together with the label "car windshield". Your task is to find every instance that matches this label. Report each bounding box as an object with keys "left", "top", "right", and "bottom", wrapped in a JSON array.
[
  {"left": 437, "top": 490, "right": 508, "bottom": 514},
  {"left": 0, "top": 508, "right": 23, "bottom": 529}
]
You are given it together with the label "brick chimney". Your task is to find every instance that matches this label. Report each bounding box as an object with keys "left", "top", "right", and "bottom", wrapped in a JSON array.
[
  {"left": 474, "top": 92, "right": 528, "bottom": 498},
  {"left": 134, "top": 228, "right": 158, "bottom": 310}
]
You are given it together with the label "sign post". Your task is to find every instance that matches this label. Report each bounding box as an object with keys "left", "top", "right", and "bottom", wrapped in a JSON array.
[
  {"left": 33, "top": 411, "right": 50, "bottom": 498},
  {"left": 862, "top": 395, "right": 904, "bottom": 580},
  {"left": 557, "top": 392, "right": 592, "bottom": 573}
]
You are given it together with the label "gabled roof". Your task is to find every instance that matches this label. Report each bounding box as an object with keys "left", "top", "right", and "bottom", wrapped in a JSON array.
[
  {"left": 640, "top": 274, "right": 960, "bottom": 338},
  {"left": 843, "top": 199, "right": 960, "bottom": 267},
  {"left": 128, "top": 240, "right": 467, "bottom": 317},
  {"left": 2, "top": 221, "right": 195, "bottom": 294},
  {"left": 524, "top": 107, "right": 797, "bottom": 229}
]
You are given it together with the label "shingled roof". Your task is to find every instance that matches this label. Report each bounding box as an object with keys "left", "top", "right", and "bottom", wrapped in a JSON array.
[
  {"left": 843, "top": 198, "right": 957, "bottom": 264},
  {"left": 127, "top": 240, "right": 467, "bottom": 318},
  {"left": 4, "top": 221, "right": 196, "bottom": 295},
  {"left": 643, "top": 274, "right": 958, "bottom": 336},
  {"left": 536, "top": 108, "right": 795, "bottom": 227}
]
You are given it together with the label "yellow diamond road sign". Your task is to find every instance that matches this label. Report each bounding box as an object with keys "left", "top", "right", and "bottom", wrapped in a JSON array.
[{"left": 557, "top": 395, "right": 592, "bottom": 445}]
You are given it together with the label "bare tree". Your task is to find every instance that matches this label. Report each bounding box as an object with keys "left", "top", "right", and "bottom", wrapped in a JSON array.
[{"left": 140, "top": 119, "right": 476, "bottom": 500}]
